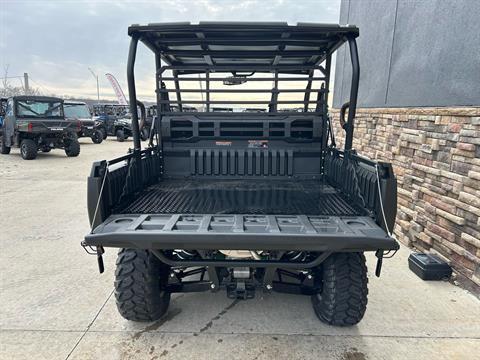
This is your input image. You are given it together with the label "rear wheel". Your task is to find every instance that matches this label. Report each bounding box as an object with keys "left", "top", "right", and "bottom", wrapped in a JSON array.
[
  {"left": 91, "top": 130, "right": 103, "bottom": 144},
  {"left": 115, "top": 249, "right": 171, "bottom": 321},
  {"left": 100, "top": 127, "right": 107, "bottom": 139},
  {"left": 20, "top": 139, "right": 37, "bottom": 160},
  {"left": 1, "top": 137, "right": 11, "bottom": 154},
  {"left": 65, "top": 138, "right": 80, "bottom": 157},
  {"left": 311, "top": 252, "right": 368, "bottom": 326},
  {"left": 116, "top": 129, "right": 125, "bottom": 142}
]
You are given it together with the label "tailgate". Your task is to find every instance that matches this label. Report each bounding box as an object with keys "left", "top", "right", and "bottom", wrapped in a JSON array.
[
  {"left": 84, "top": 213, "right": 398, "bottom": 252},
  {"left": 22, "top": 119, "right": 78, "bottom": 132}
]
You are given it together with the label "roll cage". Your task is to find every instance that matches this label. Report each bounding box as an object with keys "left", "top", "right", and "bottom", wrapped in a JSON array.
[{"left": 126, "top": 22, "right": 360, "bottom": 152}]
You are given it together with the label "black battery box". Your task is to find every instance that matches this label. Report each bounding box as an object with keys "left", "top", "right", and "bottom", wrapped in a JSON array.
[{"left": 408, "top": 253, "right": 452, "bottom": 280}]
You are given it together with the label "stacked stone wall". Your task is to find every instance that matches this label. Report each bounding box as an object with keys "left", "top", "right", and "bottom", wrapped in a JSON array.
[{"left": 331, "top": 107, "right": 480, "bottom": 291}]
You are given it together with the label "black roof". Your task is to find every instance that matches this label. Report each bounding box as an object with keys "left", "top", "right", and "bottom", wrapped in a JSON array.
[
  {"left": 64, "top": 101, "right": 87, "bottom": 105},
  {"left": 12, "top": 95, "right": 63, "bottom": 102},
  {"left": 128, "top": 22, "right": 358, "bottom": 69},
  {"left": 92, "top": 103, "right": 128, "bottom": 107}
]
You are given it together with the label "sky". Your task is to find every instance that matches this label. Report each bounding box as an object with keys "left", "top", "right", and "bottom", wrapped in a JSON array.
[{"left": 0, "top": 0, "right": 340, "bottom": 101}]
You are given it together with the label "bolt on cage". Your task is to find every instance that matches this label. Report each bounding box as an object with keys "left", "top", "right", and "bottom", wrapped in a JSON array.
[
  {"left": 125, "top": 22, "right": 360, "bottom": 153},
  {"left": 157, "top": 65, "right": 330, "bottom": 116}
]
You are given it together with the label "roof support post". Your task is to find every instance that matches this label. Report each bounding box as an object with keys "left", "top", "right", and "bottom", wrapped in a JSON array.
[
  {"left": 323, "top": 54, "right": 332, "bottom": 107},
  {"left": 205, "top": 71, "right": 210, "bottom": 112},
  {"left": 127, "top": 35, "right": 141, "bottom": 151},
  {"left": 155, "top": 53, "right": 162, "bottom": 125},
  {"left": 269, "top": 70, "right": 279, "bottom": 112},
  {"left": 155, "top": 53, "right": 161, "bottom": 113},
  {"left": 173, "top": 70, "right": 183, "bottom": 112},
  {"left": 344, "top": 36, "right": 360, "bottom": 151},
  {"left": 303, "top": 69, "right": 314, "bottom": 112}
]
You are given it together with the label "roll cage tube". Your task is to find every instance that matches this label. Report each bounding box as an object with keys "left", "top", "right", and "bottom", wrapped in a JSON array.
[
  {"left": 127, "top": 36, "right": 142, "bottom": 151},
  {"left": 344, "top": 36, "right": 360, "bottom": 151}
]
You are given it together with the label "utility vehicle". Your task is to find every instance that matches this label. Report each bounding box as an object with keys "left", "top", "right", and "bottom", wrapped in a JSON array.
[
  {"left": 92, "top": 103, "right": 148, "bottom": 142},
  {"left": 83, "top": 22, "right": 398, "bottom": 326},
  {"left": 91, "top": 104, "right": 132, "bottom": 142},
  {"left": 64, "top": 101, "right": 103, "bottom": 144},
  {"left": 1, "top": 96, "right": 80, "bottom": 159}
]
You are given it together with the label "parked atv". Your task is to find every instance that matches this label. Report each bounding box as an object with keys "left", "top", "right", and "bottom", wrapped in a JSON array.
[
  {"left": 64, "top": 101, "right": 103, "bottom": 144},
  {"left": 91, "top": 104, "right": 133, "bottom": 142},
  {"left": 0, "top": 96, "right": 80, "bottom": 160}
]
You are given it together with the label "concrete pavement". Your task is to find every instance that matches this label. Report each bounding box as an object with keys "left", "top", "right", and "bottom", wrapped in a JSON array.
[{"left": 1, "top": 138, "right": 479, "bottom": 359}]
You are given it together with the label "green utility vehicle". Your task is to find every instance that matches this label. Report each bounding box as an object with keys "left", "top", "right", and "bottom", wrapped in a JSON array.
[{"left": 1, "top": 96, "right": 80, "bottom": 159}]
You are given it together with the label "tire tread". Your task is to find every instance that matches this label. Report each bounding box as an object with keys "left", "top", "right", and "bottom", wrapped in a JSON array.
[
  {"left": 312, "top": 252, "right": 368, "bottom": 326},
  {"left": 20, "top": 139, "right": 37, "bottom": 160},
  {"left": 114, "top": 249, "right": 170, "bottom": 322},
  {"left": 65, "top": 138, "right": 80, "bottom": 157}
]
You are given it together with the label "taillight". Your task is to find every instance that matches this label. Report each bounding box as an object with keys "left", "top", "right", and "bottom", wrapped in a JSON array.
[
  {"left": 27, "top": 122, "right": 33, "bottom": 132},
  {"left": 77, "top": 120, "right": 82, "bottom": 131}
]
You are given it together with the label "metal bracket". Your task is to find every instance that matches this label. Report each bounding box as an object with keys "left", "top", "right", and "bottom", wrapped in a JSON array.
[
  {"left": 81, "top": 242, "right": 105, "bottom": 274},
  {"left": 227, "top": 281, "right": 255, "bottom": 299},
  {"left": 97, "top": 246, "right": 105, "bottom": 274},
  {"left": 263, "top": 267, "right": 277, "bottom": 291},
  {"left": 375, "top": 250, "right": 383, "bottom": 277},
  {"left": 375, "top": 249, "right": 397, "bottom": 277},
  {"left": 207, "top": 266, "right": 220, "bottom": 291}
]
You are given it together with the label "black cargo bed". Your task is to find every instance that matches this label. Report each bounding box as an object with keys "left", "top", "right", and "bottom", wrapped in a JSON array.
[
  {"left": 116, "top": 179, "right": 367, "bottom": 216},
  {"left": 88, "top": 177, "right": 398, "bottom": 252}
]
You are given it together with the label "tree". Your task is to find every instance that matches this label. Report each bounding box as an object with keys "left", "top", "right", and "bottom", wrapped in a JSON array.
[{"left": 0, "top": 65, "right": 41, "bottom": 97}]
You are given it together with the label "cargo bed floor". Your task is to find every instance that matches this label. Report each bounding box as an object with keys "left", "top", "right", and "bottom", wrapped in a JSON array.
[{"left": 116, "top": 179, "right": 366, "bottom": 216}]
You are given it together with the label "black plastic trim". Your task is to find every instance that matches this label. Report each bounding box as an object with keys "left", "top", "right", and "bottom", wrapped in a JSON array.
[{"left": 84, "top": 214, "right": 398, "bottom": 252}]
